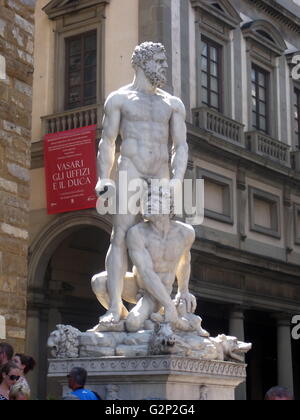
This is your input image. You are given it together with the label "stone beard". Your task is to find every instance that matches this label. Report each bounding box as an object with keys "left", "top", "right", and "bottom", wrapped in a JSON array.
[
  {"left": 131, "top": 42, "right": 167, "bottom": 88},
  {"left": 143, "top": 61, "right": 167, "bottom": 88}
]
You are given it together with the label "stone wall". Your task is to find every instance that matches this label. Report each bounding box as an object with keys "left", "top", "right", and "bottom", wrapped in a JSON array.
[{"left": 0, "top": 0, "right": 35, "bottom": 352}]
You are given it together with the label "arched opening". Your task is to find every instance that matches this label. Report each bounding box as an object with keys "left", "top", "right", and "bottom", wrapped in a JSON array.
[
  {"left": 46, "top": 225, "right": 110, "bottom": 331},
  {"left": 26, "top": 211, "right": 111, "bottom": 399}
]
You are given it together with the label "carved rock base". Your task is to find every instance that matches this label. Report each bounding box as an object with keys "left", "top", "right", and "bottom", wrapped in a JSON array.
[{"left": 48, "top": 356, "right": 247, "bottom": 400}]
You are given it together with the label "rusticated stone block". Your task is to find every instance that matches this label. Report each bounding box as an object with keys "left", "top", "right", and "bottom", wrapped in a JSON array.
[{"left": 0, "top": 0, "right": 34, "bottom": 351}]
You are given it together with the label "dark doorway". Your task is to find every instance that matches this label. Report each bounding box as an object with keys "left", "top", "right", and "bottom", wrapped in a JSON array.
[
  {"left": 244, "top": 310, "right": 277, "bottom": 400},
  {"left": 39, "top": 225, "right": 110, "bottom": 399}
]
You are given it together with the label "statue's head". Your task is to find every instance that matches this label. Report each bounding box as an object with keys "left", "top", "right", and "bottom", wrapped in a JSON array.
[
  {"left": 141, "top": 183, "right": 174, "bottom": 222},
  {"left": 131, "top": 42, "right": 168, "bottom": 88}
]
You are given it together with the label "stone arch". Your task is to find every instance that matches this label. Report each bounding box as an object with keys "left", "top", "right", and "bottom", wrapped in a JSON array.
[
  {"left": 27, "top": 209, "right": 112, "bottom": 399},
  {"left": 28, "top": 210, "right": 112, "bottom": 291}
]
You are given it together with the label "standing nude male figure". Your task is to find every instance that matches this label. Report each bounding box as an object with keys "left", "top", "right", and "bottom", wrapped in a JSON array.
[{"left": 95, "top": 42, "right": 188, "bottom": 324}]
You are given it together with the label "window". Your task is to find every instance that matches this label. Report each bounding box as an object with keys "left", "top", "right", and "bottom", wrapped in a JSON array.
[
  {"left": 294, "top": 88, "right": 300, "bottom": 148},
  {"left": 197, "top": 168, "right": 234, "bottom": 224},
  {"left": 295, "top": 204, "right": 300, "bottom": 245},
  {"left": 242, "top": 20, "right": 286, "bottom": 139},
  {"left": 193, "top": 1, "right": 241, "bottom": 117},
  {"left": 201, "top": 37, "right": 222, "bottom": 112},
  {"left": 65, "top": 31, "right": 97, "bottom": 110},
  {"left": 251, "top": 65, "right": 269, "bottom": 133},
  {"left": 249, "top": 187, "right": 281, "bottom": 238}
]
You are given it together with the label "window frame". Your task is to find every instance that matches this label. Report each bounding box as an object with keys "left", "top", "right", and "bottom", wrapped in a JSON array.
[
  {"left": 249, "top": 187, "right": 281, "bottom": 239},
  {"left": 294, "top": 203, "right": 300, "bottom": 245},
  {"left": 242, "top": 21, "right": 287, "bottom": 140},
  {"left": 193, "top": 0, "right": 241, "bottom": 120},
  {"left": 251, "top": 64, "right": 270, "bottom": 134},
  {"left": 197, "top": 167, "right": 234, "bottom": 225},
  {"left": 294, "top": 87, "right": 300, "bottom": 149},
  {"left": 65, "top": 30, "right": 97, "bottom": 110},
  {"left": 200, "top": 36, "right": 223, "bottom": 113},
  {"left": 51, "top": 5, "right": 105, "bottom": 113}
]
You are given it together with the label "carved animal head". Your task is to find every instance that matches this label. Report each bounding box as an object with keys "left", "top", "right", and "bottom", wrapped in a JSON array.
[
  {"left": 216, "top": 335, "right": 252, "bottom": 362},
  {"left": 149, "top": 323, "right": 176, "bottom": 355},
  {"left": 47, "top": 324, "right": 81, "bottom": 359}
]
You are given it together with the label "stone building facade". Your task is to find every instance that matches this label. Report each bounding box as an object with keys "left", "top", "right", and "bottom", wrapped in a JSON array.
[
  {"left": 0, "top": 0, "right": 35, "bottom": 351},
  {"left": 29, "top": 0, "right": 300, "bottom": 399}
]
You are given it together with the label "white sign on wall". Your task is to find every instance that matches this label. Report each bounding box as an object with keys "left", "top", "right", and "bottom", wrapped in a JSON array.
[
  {"left": 0, "top": 55, "right": 6, "bottom": 81},
  {"left": 0, "top": 315, "right": 6, "bottom": 339},
  {"left": 291, "top": 55, "right": 300, "bottom": 80}
]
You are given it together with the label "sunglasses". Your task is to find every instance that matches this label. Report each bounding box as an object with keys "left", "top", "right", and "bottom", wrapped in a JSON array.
[{"left": 9, "top": 375, "right": 20, "bottom": 381}]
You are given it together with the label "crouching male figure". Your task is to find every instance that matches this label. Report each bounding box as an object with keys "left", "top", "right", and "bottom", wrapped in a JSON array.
[{"left": 91, "top": 188, "right": 208, "bottom": 337}]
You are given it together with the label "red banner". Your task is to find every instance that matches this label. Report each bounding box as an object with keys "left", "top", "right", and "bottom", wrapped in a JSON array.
[{"left": 44, "top": 125, "right": 97, "bottom": 214}]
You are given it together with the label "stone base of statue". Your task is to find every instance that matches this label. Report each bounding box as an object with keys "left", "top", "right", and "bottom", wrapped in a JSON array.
[{"left": 48, "top": 356, "right": 247, "bottom": 400}]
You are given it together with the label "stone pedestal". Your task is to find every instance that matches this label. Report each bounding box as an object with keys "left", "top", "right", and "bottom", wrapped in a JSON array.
[{"left": 48, "top": 356, "right": 247, "bottom": 400}]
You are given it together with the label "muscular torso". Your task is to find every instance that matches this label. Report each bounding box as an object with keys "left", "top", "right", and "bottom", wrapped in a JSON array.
[
  {"left": 133, "top": 221, "right": 192, "bottom": 291},
  {"left": 118, "top": 88, "right": 173, "bottom": 177}
]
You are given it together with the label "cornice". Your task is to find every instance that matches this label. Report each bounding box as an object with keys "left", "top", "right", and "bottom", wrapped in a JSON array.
[
  {"left": 191, "top": 0, "right": 242, "bottom": 30},
  {"left": 48, "top": 356, "right": 247, "bottom": 378},
  {"left": 43, "top": 0, "right": 110, "bottom": 20},
  {"left": 186, "top": 123, "right": 300, "bottom": 190},
  {"left": 246, "top": 0, "right": 300, "bottom": 33}
]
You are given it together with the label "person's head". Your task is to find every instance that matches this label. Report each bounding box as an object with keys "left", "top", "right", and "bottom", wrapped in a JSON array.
[
  {"left": 9, "top": 383, "right": 30, "bottom": 400},
  {"left": 142, "top": 184, "right": 174, "bottom": 224},
  {"left": 131, "top": 42, "right": 168, "bottom": 88},
  {"left": 0, "top": 362, "right": 20, "bottom": 389},
  {"left": 264, "top": 386, "right": 294, "bottom": 400},
  {"left": 13, "top": 354, "right": 36, "bottom": 376},
  {"left": 0, "top": 343, "right": 14, "bottom": 366},
  {"left": 67, "top": 367, "right": 87, "bottom": 391}
]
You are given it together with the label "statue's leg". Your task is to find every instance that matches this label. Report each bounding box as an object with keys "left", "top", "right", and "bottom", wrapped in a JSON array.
[
  {"left": 126, "top": 294, "right": 157, "bottom": 332},
  {"left": 99, "top": 213, "right": 138, "bottom": 324},
  {"left": 92, "top": 270, "right": 140, "bottom": 321},
  {"left": 91, "top": 271, "right": 110, "bottom": 310},
  {"left": 136, "top": 271, "right": 178, "bottom": 324}
]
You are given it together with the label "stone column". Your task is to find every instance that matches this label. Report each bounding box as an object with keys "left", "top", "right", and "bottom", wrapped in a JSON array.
[
  {"left": 0, "top": 0, "right": 35, "bottom": 354},
  {"left": 25, "top": 307, "right": 41, "bottom": 400},
  {"left": 229, "top": 308, "right": 247, "bottom": 400},
  {"left": 276, "top": 315, "right": 294, "bottom": 394},
  {"left": 283, "top": 186, "right": 293, "bottom": 260},
  {"left": 139, "top": 0, "right": 173, "bottom": 93},
  {"left": 237, "top": 167, "right": 247, "bottom": 249}
]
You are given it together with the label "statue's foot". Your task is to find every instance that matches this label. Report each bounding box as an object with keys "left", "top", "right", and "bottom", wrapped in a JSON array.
[
  {"left": 99, "top": 310, "right": 121, "bottom": 325},
  {"left": 87, "top": 324, "right": 102, "bottom": 333},
  {"left": 174, "top": 317, "right": 188, "bottom": 331},
  {"left": 151, "top": 312, "right": 164, "bottom": 323},
  {"left": 87, "top": 320, "right": 125, "bottom": 333},
  {"left": 164, "top": 306, "right": 179, "bottom": 324},
  {"left": 198, "top": 327, "right": 210, "bottom": 338}
]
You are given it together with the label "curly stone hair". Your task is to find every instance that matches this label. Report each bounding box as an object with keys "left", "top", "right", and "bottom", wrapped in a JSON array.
[{"left": 131, "top": 42, "right": 166, "bottom": 70}]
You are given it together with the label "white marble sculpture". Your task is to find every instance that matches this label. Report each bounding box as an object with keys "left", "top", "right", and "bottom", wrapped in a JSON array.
[
  {"left": 47, "top": 325, "right": 81, "bottom": 359},
  {"left": 95, "top": 41, "right": 189, "bottom": 325},
  {"left": 47, "top": 324, "right": 251, "bottom": 362},
  {"left": 47, "top": 42, "right": 252, "bottom": 366},
  {"left": 91, "top": 186, "right": 209, "bottom": 337}
]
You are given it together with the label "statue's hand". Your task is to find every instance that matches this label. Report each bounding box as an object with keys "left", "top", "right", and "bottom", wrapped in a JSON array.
[
  {"left": 95, "top": 179, "right": 115, "bottom": 197},
  {"left": 174, "top": 292, "right": 197, "bottom": 314}
]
